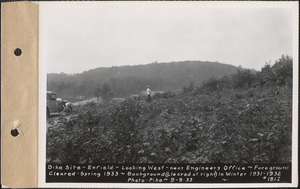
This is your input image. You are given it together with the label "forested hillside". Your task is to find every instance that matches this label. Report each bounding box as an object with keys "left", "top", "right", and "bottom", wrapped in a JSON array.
[
  {"left": 47, "top": 61, "right": 240, "bottom": 100},
  {"left": 47, "top": 55, "right": 293, "bottom": 164}
]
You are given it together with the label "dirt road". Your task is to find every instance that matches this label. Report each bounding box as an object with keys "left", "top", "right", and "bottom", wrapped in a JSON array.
[{"left": 72, "top": 97, "right": 100, "bottom": 106}]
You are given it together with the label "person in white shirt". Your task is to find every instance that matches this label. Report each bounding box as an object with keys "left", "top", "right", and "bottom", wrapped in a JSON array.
[{"left": 146, "top": 85, "right": 152, "bottom": 102}]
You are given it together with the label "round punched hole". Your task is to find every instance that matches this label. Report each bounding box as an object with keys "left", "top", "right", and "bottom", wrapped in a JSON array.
[
  {"left": 14, "top": 48, "right": 22, "bottom": 56},
  {"left": 11, "top": 129, "right": 19, "bottom": 137}
]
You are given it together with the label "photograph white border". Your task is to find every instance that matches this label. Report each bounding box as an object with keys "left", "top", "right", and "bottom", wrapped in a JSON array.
[{"left": 38, "top": 1, "right": 299, "bottom": 188}]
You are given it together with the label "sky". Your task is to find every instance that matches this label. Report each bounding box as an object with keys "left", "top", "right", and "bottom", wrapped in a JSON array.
[{"left": 39, "top": 2, "right": 296, "bottom": 74}]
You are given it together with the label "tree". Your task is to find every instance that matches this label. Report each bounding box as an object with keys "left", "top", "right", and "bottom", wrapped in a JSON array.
[
  {"left": 101, "top": 83, "right": 113, "bottom": 101},
  {"left": 94, "top": 86, "right": 102, "bottom": 103},
  {"left": 183, "top": 81, "right": 195, "bottom": 93},
  {"left": 232, "top": 69, "right": 256, "bottom": 89},
  {"left": 272, "top": 55, "right": 293, "bottom": 86}
]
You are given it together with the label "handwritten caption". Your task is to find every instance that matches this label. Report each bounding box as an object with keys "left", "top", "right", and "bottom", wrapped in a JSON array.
[{"left": 46, "top": 163, "right": 291, "bottom": 183}]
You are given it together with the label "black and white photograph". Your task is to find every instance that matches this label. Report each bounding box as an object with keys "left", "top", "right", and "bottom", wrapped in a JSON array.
[{"left": 38, "top": 1, "right": 298, "bottom": 187}]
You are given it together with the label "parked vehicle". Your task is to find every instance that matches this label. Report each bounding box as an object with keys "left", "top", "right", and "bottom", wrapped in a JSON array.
[{"left": 47, "top": 91, "right": 69, "bottom": 117}]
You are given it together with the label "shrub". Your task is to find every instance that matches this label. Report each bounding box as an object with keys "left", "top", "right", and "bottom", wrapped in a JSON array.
[
  {"left": 272, "top": 55, "right": 293, "bottom": 86},
  {"left": 231, "top": 69, "right": 257, "bottom": 89},
  {"left": 152, "top": 91, "right": 176, "bottom": 99},
  {"left": 182, "top": 81, "right": 195, "bottom": 93},
  {"left": 47, "top": 56, "right": 293, "bottom": 164}
]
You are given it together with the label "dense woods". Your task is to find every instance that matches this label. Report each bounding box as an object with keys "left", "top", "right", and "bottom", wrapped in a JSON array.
[
  {"left": 47, "top": 61, "right": 240, "bottom": 100},
  {"left": 47, "top": 55, "right": 293, "bottom": 164}
]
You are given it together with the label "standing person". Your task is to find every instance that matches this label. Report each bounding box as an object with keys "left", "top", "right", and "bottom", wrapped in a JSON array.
[{"left": 146, "top": 85, "right": 152, "bottom": 103}]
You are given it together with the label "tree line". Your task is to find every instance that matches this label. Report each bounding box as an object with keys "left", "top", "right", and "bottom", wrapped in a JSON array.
[{"left": 47, "top": 60, "right": 239, "bottom": 101}]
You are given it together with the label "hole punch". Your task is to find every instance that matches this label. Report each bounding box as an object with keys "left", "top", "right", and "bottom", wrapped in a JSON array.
[
  {"left": 11, "top": 120, "right": 22, "bottom": 137},
  {"left": 11, "top": 129, "right": 19, "bottom": 137},
  {"left": 14, "top": 48, "right": 22, "bottom": 56}
]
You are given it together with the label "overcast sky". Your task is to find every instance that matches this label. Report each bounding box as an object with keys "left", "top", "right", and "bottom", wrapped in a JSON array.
[{"left": 39, "top": 2, "right": 295, "bottom": 74}]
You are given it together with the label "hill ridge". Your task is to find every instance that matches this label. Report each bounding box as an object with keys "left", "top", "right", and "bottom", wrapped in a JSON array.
[{"left": 47, "top": 60, "right": 240, "bottom": 99}]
